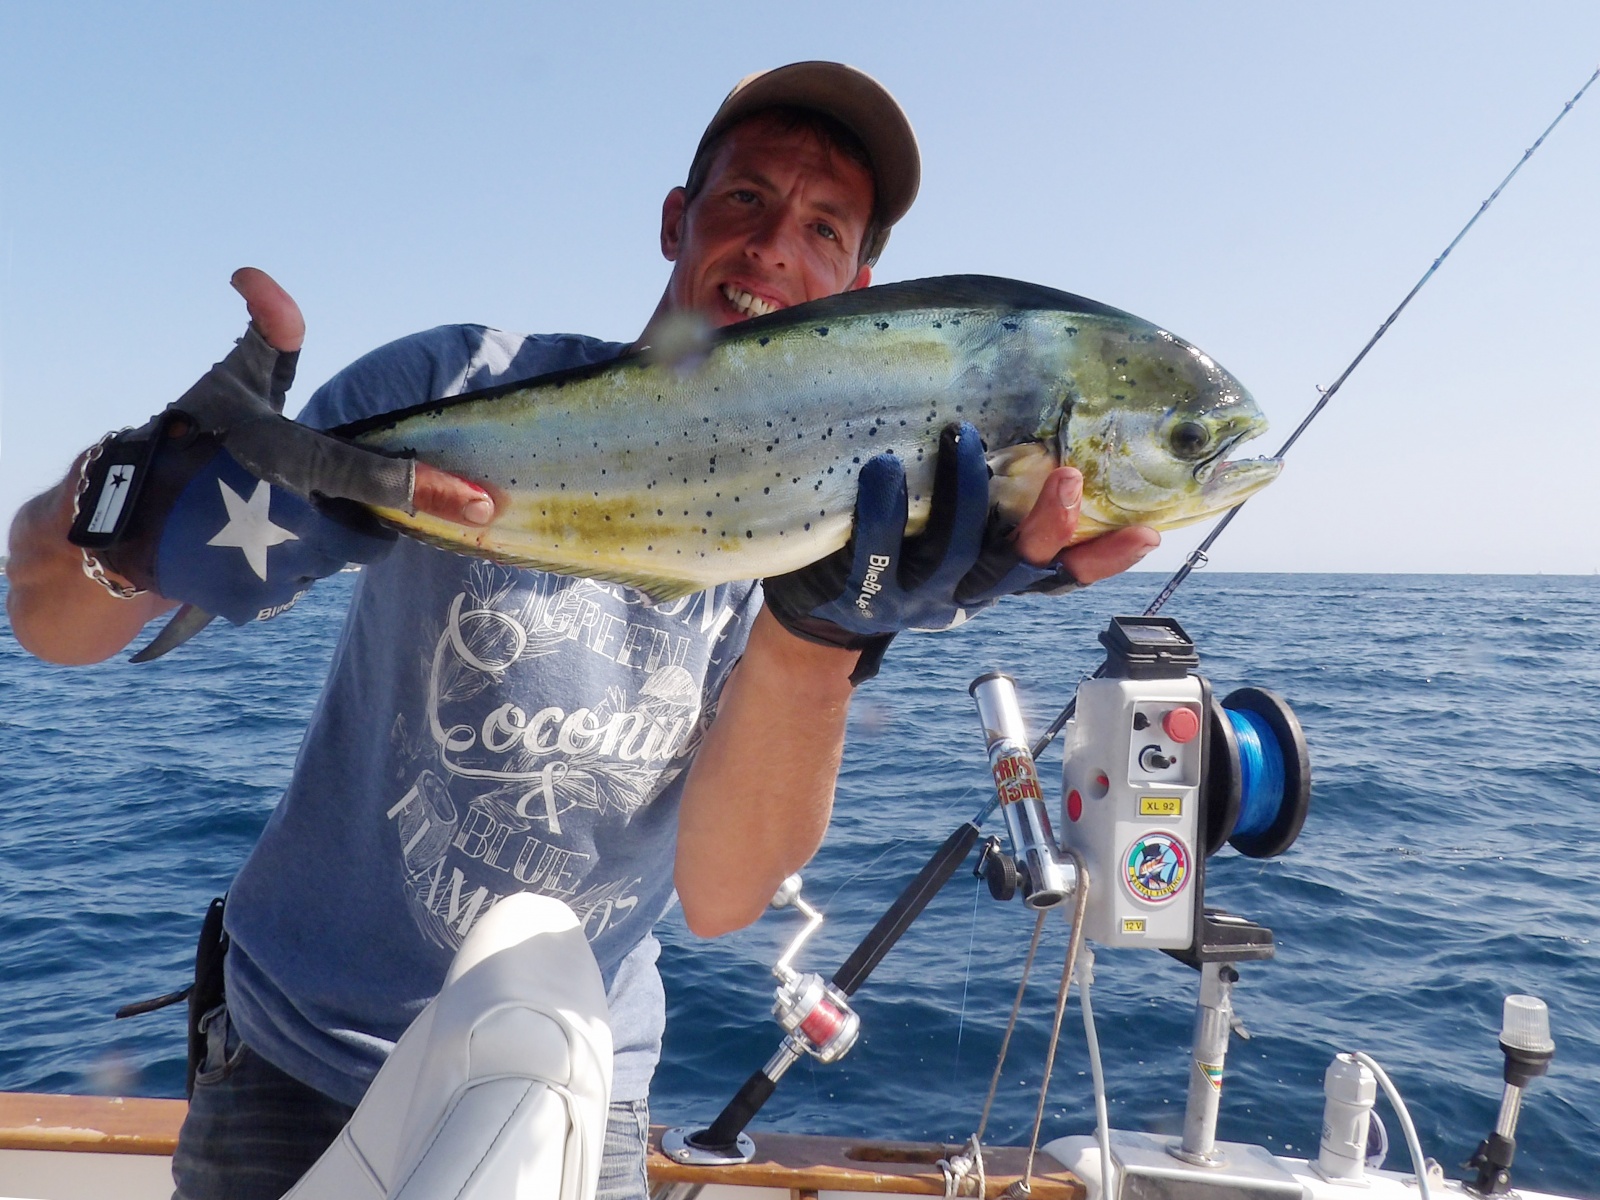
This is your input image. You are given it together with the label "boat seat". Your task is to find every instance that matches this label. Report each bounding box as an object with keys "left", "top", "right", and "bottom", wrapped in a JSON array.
[{"left": 283, "top": 894, "right": 612, "bottom": 1200}]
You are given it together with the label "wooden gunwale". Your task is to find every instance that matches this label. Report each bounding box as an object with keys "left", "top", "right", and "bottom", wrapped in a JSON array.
[
  {"left": 0, "top": 1093, "right": 1085, "bottom": 1199},
  {"left": 0, "top": 1092, "right": 184, "bottom": 1155}
]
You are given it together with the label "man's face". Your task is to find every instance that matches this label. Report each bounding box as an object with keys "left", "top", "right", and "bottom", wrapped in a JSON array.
[{"left": 659, "top": 113, "right": 875, "bottom": 328}]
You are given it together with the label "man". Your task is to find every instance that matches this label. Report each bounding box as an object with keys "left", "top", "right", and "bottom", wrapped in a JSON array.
[{"left": 7, "top": 63, "right": 1157, "bottom": 1199}]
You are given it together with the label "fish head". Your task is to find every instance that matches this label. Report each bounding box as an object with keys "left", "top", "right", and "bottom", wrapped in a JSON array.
[{"left": 1057, "top": 321, "right": 1282, "bottom": 534}]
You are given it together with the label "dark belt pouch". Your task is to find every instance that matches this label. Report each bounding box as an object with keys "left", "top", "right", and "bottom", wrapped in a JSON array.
[
  {"left": 186, "top": 896, "right": 230, "bottom": 1097},
  {"left": 112, "top": 895, "right": 229, "bottom": 1098}
]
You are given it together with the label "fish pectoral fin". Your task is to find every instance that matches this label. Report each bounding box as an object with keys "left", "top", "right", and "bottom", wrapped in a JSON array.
[
  {"left": 1064, "top": 512, "right": 1116, "bottom": 544},
  {"left": 985, "top": 442, "right": 1057, "bottom": 524}
]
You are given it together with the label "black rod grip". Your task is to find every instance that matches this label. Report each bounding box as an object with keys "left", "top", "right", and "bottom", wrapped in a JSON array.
[
  {"left": 695, "top": 1067, "right": 780, "bottom": 1151},
  {"left": 832, "top": 821, "right": 981, "bottom": 997}
]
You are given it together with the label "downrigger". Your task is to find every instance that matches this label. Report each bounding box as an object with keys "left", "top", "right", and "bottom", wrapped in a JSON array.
[
  {"left": 970, "top": 613, "right": 1310, "bottom": 957},
  {"left": 968, "top": 614, "right": 1314, "bottom": 1193}
]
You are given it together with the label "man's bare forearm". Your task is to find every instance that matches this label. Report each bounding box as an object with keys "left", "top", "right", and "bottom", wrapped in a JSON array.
[
  {"left": 675, "top": 607, "right": 858, "bottom": 937},
  {"left": 6, "top": 459, "right": 173, "bottom": 664}
]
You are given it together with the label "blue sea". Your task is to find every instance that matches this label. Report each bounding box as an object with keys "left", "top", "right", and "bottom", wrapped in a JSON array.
[{"left": 2, "top": 572, "right": 1597, "bottom": 1193}]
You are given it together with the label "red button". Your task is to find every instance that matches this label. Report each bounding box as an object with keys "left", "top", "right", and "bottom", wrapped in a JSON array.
[
  {"left": 1067, "top": 790, "right": 1083, "bottom": 822},
  {"left": 1163, "top": 707, "right": 1201, "bottom": 743}
]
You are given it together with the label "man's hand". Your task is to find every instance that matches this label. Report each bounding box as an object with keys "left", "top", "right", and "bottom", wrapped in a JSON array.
[
  {"left": 98, "top": 268, "right": 510, "bottom": 627},
  {"left": 763, "top": 423, "right": 1159, "bottom": 681},
  {"left": 1012, "top": 463, "right": 1161, "bottom": 583},
  {"left": 231, "top": 269, "right": 494, "bottom": 528},
  {"left": 6, "top": 269, "right": 500, "bottom": 664}
]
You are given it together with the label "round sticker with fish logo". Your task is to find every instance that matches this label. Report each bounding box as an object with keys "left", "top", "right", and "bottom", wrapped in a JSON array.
[{"left": 1124, "top": 832, "right": 1189, "bottom": 903}]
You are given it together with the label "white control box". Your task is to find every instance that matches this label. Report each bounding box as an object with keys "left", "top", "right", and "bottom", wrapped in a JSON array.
[{"left": 1060, "top": 673, "right": 1205, "bottom": 949}]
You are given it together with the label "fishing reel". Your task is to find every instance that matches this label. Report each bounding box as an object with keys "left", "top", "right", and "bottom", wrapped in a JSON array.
[
  {"left": 766, "top": 875, "right": 861, "bottom": 1064},
  {"left": 661, "top": 873, "right": 860, "bottom": 1167},
  {"left": 972, "top": 615, "right": 1311, "bottom": 957}
]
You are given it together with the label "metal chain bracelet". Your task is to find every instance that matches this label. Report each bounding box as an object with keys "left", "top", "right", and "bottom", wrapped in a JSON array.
[{"left": 73, "top": 428, "right": 146, "bottom": 600}]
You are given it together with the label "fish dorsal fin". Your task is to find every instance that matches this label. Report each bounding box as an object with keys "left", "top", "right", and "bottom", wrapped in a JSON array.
[{"left": 725, "top": 274, "right": 1138, "bottom": 332}]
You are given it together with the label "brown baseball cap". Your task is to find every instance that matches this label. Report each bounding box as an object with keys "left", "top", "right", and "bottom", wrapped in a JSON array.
[{"left": 690, "top": 61, "right": 920, "bottom": 264}]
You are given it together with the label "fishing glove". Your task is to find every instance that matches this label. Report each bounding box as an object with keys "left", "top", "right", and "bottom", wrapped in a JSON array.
[
  {"left": 68, "top": 324, "right": 408, "bottom": 627},
  {"left": 763, "top": 423, "right": 1079, "bottom": 684}
]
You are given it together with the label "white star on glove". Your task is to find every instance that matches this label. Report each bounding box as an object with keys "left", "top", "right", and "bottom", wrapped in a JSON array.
[{"left": 207, "top": 478, "right": 298, "bottom": 580}]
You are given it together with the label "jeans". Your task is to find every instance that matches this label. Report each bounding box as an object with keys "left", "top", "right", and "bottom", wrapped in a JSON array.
[{"left": 172, "top": 1004, "right": 650, "bottom": 1200}]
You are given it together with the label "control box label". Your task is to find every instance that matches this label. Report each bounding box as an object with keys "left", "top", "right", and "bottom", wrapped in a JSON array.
[{"left": 1138, "top": 796, "right": 1183, "bottom": 817}]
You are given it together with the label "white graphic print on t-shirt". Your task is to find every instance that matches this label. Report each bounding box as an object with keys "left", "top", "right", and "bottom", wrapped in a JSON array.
[{"left": 381, "top": 561, "right": 741, "bottom": 950}]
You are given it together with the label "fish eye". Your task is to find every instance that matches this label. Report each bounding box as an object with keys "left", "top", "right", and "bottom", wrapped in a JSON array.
[{"left": 1168, "top": 420, "right": 1211, "bottom": 460}]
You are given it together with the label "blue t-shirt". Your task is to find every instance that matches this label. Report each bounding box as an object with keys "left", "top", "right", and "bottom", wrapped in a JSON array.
[{"left": 222, "top": 326, "right": 762, "bottom": 1106}]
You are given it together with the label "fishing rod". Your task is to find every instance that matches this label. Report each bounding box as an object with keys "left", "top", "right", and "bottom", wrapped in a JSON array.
[
  {"left": 660, "top": 66, "right": 1598, "bottom": 1171},
  {"left": 1021, "top": 61, "right": 1600, "bottom": 765}
]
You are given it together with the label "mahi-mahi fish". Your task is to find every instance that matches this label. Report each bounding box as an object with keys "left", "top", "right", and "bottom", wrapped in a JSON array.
[{"left": 339, "top": 275, "right": 1281, "bottom": 601}]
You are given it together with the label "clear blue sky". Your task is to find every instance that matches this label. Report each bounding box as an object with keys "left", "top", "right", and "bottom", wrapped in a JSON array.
[{"left": 2, "top": 3, "right": 1596, "bottom": 573}]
